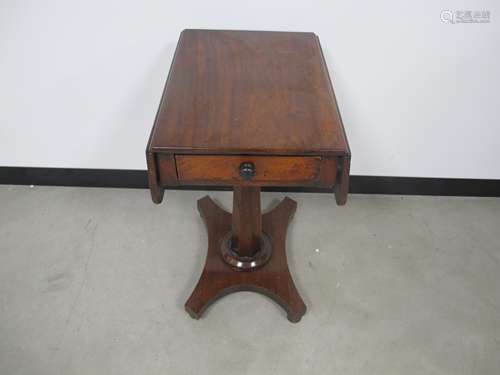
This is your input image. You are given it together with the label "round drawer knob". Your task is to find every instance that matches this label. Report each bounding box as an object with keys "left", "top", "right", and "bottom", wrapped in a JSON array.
[{"left": 239, "top": 162, "right": 255, "bottom": 181}]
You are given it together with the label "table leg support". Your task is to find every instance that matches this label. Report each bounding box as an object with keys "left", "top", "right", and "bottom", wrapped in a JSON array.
[{"left": 184, "top": 194, "right": 306, "bottom": 322}]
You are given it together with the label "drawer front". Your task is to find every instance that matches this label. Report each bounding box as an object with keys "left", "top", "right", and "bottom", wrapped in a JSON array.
[{"left": 175, "top": 155, "right": 336, "bottom": 187}]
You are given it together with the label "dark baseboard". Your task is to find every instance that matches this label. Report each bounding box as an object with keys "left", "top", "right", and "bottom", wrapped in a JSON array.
[
  {"left": 0, "top": 167, "right": 148, "bottom": 189},
  {"left": 0, "top": 166, "right": 499, "bottom": 197}
]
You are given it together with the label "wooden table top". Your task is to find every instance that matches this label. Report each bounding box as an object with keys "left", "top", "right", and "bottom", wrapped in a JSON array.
[{"left": 149, "top": 29, "right": 349, "bottom": 156}]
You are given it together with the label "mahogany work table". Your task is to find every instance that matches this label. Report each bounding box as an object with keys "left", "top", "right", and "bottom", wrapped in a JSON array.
[{"left": 146, "top": 29, "right": 350, "bottom": 323}]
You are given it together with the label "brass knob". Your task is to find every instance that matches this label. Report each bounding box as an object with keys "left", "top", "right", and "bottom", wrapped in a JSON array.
[{"left": 239, "top": 162, "right": 255, "bottom": 181}]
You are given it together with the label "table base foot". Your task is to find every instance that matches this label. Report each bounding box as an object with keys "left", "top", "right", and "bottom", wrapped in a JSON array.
[{"left": 184, "top": 195, "right": 306, "bottom": 323}]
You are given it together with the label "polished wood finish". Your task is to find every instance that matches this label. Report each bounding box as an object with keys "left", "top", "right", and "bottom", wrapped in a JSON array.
[
  {"left": 156, "top": 154, "right": 178, "bottom": 187},
  {"left": 185, "top": 196, "right": 306, "bottom": 322},
  {"left": 176, "top": 155, "right": 323, "bottom": 186},
  {"left": 145, "top": 151, "right": 163, "bottom": 204},
  {"left": 146, "top": 29, "right": 351, "bottom": 322},
  {"left": 335, "top": 155, "right": 351, "bottom": 205},
  {"left": 231, "top": 186, "right": 261, "bottom": 257},
  {"left": 149, "top": 30, "right": 349, "bottom": 157},
  {"left": 220, "top": 231, "right": 272, "bottom": 271},
  {"left": 146, "top": 30, "right": 351, "bottom": 205}
]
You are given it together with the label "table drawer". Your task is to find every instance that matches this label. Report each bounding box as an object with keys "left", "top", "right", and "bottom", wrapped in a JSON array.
[{"left": 175, "top": 155, "right": 336, "bottom": 187}]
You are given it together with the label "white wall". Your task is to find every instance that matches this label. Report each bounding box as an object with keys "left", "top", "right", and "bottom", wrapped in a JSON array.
[{"left": 1, "top": 0, "right": 499, "bottom": 178}]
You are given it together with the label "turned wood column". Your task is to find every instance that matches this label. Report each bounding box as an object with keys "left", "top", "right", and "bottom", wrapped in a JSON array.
[{"left": 231, "top": 186, "right": 262, "bottom": 257}]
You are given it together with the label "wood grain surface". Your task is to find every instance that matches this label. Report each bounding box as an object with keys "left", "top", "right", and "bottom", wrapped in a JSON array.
[
  {"left": 175, "top": 155, "right": 322, "bottom": 186},
  {"left": 185, "top": 195, "right": 307, "bottom": 322},
  {"left": 149, "top": 29, "right": 349, "bottom": 156}
]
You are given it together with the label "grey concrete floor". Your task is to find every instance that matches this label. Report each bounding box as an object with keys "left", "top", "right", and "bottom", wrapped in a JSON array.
[{"left": 0, "top": 185, "right": 499, "bottom": 375}]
